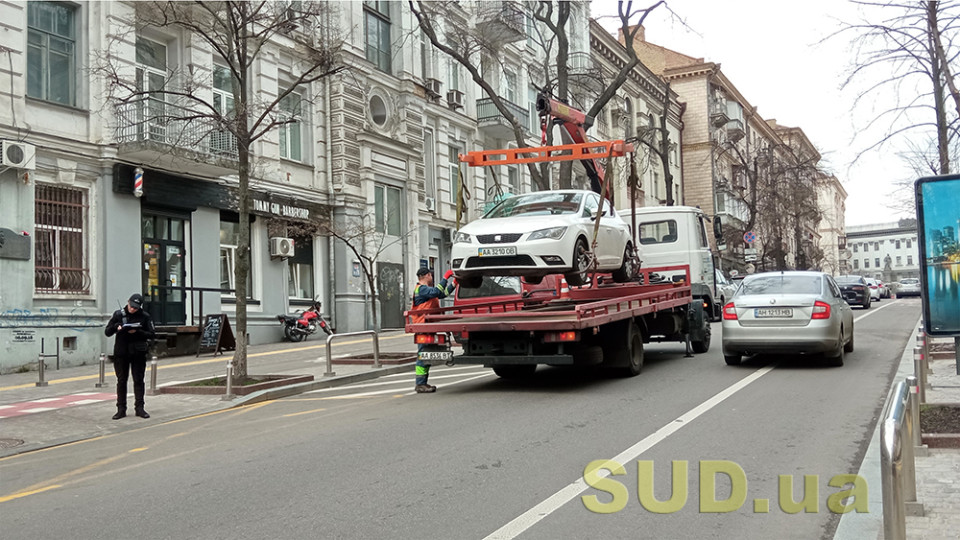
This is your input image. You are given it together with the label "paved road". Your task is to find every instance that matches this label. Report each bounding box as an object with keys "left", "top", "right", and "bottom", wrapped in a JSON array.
[{"left": 0, "top": 299, "right": 918, "bottom": 539}]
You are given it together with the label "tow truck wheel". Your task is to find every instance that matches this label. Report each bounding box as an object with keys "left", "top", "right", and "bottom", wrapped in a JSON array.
[
  {"left": 691, "top": 322, "right": 711, "bottom": 353},
  {"left": 493, "top": 365, "right": 537, "bottom": 379},
  {"left": 565, "top": 238, "right": 590, "bottom": 286},
  {"left": 604, "top": 321, "right": 643, "bottom": 377}
]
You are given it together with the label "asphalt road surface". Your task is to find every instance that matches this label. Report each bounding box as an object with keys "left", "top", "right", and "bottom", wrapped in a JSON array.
[{"left": 0, "top": 298, "right": 919, "bottom": 539}]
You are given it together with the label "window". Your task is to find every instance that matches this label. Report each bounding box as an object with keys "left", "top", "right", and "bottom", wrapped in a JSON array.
[
  {"left": 862, "top": 243, "right": 868, "bottom": 252},
  {"left": 853, "top": 259, "right": 859, "bottom": 270},
  {"left": 364, "top": 1, "right": 391, "bottom": 72},
  {"left": 219, "top": 215, "right": 253, "bottom": 296},
  {"left": 288, "top": 236, "right": 314, "bottom": 299},
  {"left": 853, "top": 244, "right": 858, "bottom": 253},
  {"left": 375, "top": 184, "right": 402, "bottom": 236},
  {"left": 448, "top": 143, "right": 463, "bottom": 203},
  {"left": 136, "top": 36, "right": 169, "bottom": 141},
  {"left": 504, "top": 70, "right": 517, "bottom": 103},
  {"left": 35, "top": 184, "right": 89, "bottom": 294},
  {"left": 424, "top": 129, "right": 436, "bottom": 199},
  {"left": 212, "top": 65, "right": 238, "bottom": 155},
  {"left": 27, "top": 1, "right": 77, "bottom": 106},
  {"left": 907, "top": 255, "right": 913, "bottom": 265},
  {"left": 638, "top": 219, "right": 678, "bottom": 245},
  {"left": 907, "top": 239, "right": 913, "bottom": 248},
  {"left": 279, "top": 91, "right": 303, "bottom": 161},
  {"left": 875, "top": 258, "right": 880, "bottom": 268},
  {"left": 874, "top": 242, "right": 879, "bottom": 250},
  {"left": 528, "top": 86, "right": 539, "bottom": 133},
  {"left": 896, "top": 256, "right": 902, "bottom": 266},
  {"left": 895, "top": 240, "right": 901, "bottom": 249},
  {"left": 448, "top": 58, "right": 460, "bottom": 93},
  {"left": 864, "top": 259, "right": 870, "bottom": 269},
  {"left": 507, "top": 166, "right": 519, "bottom": 194}
]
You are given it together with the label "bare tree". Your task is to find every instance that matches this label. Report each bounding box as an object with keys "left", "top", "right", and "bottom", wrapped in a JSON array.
[
  {"left": 409, "top": 1, "right": 665, "bottom": 192},
  {"left": 839, "top": 1, "right": 960, "bottom": 176},
  {"left": 635, "top": 80, "right": 679, "bottom": 205},
  {"left": 97, "top": 1, "right": 344, "bottom": 380}
]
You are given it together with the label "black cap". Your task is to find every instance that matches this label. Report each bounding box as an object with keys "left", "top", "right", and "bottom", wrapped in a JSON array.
[
  {"left": 129, "top": 293, "right": 144, "bottom": 309},
  {"left": 416, "top": 267, "right": 433, "bottom": 278}
]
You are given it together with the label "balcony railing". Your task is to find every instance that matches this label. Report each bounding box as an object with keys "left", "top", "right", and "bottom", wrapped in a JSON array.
[
  {"left": 476, "top": 97, "right": 529, "bottom": 139},
  {"left": 116, "top": 96, "right": 239, "bottom": 162},
  {"left": 475, "top": 1, "right": 526, "bottom": 43}
]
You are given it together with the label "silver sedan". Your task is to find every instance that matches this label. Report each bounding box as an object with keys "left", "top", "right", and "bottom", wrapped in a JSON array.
[{"left": 721, "top": 271, "right": 854, "bottom": 367}]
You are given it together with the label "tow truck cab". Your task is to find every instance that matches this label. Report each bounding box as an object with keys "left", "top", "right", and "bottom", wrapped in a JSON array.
[{"left": 620, "top": 206, "right": 722, "bottom": 321}]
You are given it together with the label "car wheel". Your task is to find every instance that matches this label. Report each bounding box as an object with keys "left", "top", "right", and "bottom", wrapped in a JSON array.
[
  {"left": 724, "top": 354, "right": 742, "bottom": 366},
  {"left": 862, "top": 299, "right": 870, "bottom": 309},
  {"left": 691, "top": 322, "right": 711, "bottom": 354},
  {"left": 564, "top": 238, "right": 591, "bottom": 287},
  {"left": 844, "top": 324, "right": 855, "bottom": 353},
  {"left": 492, "top": 364, "right": 537, "bottom": 379},
  {"left": 826, "top": 329, "right": 844, "bottom": 367},
  {"left": 459, "top": 275, "right": 483, "bottom": 289},
  {"left": 612, "top": 244, "right": 637, "bottom": 283}
]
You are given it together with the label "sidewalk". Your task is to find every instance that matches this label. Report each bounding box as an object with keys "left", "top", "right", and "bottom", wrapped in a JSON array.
[
  {"left": 0, "top": 330, "right": 418, "bottom": 458},
  {"left": 835, "top": 318, "right": 960, "bottom": 540}
]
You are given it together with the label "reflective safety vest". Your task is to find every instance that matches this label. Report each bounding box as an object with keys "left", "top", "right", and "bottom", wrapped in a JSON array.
[{"left": 409, "top": 284, "right": 440, "bottom": 324}]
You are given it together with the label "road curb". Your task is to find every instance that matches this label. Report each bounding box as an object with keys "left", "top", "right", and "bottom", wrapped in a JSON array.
[{"left": 231, "top": 362, "right": 416, "bottom": 406}]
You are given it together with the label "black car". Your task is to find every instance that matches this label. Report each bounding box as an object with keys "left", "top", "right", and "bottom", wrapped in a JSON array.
[{"left": 834, "top": 275, "right": 871, "bottom": 309}]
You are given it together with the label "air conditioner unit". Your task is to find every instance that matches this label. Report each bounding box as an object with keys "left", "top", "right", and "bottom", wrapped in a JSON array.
[
  {"left": 0, "top": 140, "right": 36, "bottom": 170},
  {"left": 424, "top": 196, "right": 436, "bottom": 212},
  {"left": 446, "top": 89, "right": 465, "bottom": 110},
  {"left": 425, "top": 78, "right": 443, "bottom": 98},
  {"left": 269, "top": 237, "right": 295, "bottom": 258}
]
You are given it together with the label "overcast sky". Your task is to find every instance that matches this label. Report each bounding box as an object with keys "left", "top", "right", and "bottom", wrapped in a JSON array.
[{"left": 593, "top": 1, "right": 918, "bottom": 227}]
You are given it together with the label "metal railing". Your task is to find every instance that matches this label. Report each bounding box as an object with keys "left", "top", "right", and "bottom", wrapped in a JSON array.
[
  {"left": 880, "top": 377, "right": 925, "bottom": 540},
  {"left": 476, "top": 97, "right": 529, "bottom": 130},
  {"left": 116, "top": 97, "right": 239, "bottom": 161},
  {"left": 148, "top": 285, "right": 236, "bottom": 327},
  {"left": 323, "top": 331, "right": 380, "bottom": 377}
]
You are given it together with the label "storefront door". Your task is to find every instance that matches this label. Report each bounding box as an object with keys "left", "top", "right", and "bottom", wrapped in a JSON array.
[{"left": 142, "top": 211, "right": 188, "bottom": 325}]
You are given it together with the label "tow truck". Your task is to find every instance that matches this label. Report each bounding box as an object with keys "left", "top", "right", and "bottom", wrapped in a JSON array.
[{"left": 405, "top": 95, "right": 717, "bottom": 378}]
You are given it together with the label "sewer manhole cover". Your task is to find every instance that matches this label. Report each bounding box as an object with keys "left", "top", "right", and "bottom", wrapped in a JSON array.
[{"left": 0, "top": 438, "right": 25, "bottom": 449}]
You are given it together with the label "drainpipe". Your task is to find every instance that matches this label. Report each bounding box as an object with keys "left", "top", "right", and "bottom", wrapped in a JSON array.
[{"left": 678, "top": 101, "right": 686, "bottom": 206}]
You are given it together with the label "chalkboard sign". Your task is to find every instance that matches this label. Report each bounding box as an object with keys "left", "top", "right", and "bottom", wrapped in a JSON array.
[{"left": 197, "top": 314, "right": 236, "bottom": 356}]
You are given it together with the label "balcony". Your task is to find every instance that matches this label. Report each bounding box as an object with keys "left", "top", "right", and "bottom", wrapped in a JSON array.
[
  {"left": 475, "top": 1, "right": 526, "bottom": 43},
  {"left": 476, "top": 97, "right": 529, "bottom": 139},
  {"left": 116, "top": 97, "right": 240, "bottom": 177},
  {"left": 726, "top": 118, "right": 745, "bottom": 141},
  {"left": 555, "top": 52, "right": 602, "bottom": 93}
]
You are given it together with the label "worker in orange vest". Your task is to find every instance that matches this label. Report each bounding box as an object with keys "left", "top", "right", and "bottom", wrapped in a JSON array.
[{"left": 410, "top": 266, "right": 455, "bottom": 393}]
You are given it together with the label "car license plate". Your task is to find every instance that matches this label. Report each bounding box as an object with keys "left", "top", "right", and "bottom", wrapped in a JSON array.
[
  {"left": 754, "top": 308, "right": 793, "bottom": 318},
  {"left": 418, "top": 351, "right": 453, "bottom": 362},
  {"left": 478, "top": 246, "right": 517, "bottom": 257}
]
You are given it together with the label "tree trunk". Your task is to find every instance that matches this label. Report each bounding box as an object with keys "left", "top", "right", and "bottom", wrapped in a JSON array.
[
  {"left": 234, "top": 139, "right": 250, "bottom": 380},
  {"left": 926, "top": 1, "right": 951, "bottom": 174}
]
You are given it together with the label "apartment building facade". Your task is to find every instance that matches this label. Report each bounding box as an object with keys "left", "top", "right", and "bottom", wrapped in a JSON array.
[{"left": 846, "top": 221, "right": 920, "bottom": 282}]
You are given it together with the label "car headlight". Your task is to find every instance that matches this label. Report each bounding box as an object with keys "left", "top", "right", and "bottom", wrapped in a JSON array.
[
  {"left": 527, "top": 226, "right": 567, "bottom": 241},
  {"left": 453, "top": 232, "right": 472, "bottom": 244}
]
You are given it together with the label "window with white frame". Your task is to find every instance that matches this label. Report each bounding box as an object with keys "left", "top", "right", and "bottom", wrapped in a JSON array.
[
  {"left": 448, "top": 143, "right": 463, "bottom": 203},
  {"left": 528, "top": 86, "right": 539, "bottom": 133},
  {"left": 375, "top": 184, "right": 402, "bottom": 236},
  {"left": 212, "top": 65, "right": 238, "bottom": 155},
  {"left": 507, "top": 166, "right": 519, "bottom": 194},
  {"left": 864, "top": 259, "right": 870, "bottom": 269},
  {"left": 136, "top": 36, "right": 169, "bottom": 141},
  {"left": 875, "top": 258, "right": 880, "bottom": 268},
  {"left": 448, "top": 58, "right": 460, "bottom": 93},
  {"left": 504, "top": 71, "right": 517, "bottom": 104},
  {"left": 35, "top": 184, "right": 89, "bottom": 294},
  {"left": 907, "top": 255, "right": 913, "bottom": 265},
  {"left": 853, "top": 259, "right": 859, "bottom": 270},
  {"left": 364, "top": 1, "right": 391, "bottom": 72},
  {"left": 424, "top": 129, "right": 437, "bottom": 199},
  {"left": 219, "top": 214, "right": 254, "bottom": 297},
  {"left": 896, "top": 255, "right": 902, "bottom": 266},
  {"left": 279, "top": 90, "right": 303, "bottom": 161},
  {"left": 27, "top": 1, "right": 78, "bottom": 107}
]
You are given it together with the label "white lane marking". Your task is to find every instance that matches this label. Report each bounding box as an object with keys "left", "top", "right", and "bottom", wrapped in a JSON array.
[
  {"left": 302, "top": 369, "right": 490, "bottom": 396},
  {"left": 853, "top": 299, "right": 897, "bottom": 323},
  {"left": 402, "top": 372, "right": 496, "bottom": 395},
  {"left": 483, "top": 365, "right": 777, "bottom": 540}
]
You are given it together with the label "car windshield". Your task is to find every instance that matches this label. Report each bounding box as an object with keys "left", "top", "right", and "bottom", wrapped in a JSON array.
[
  {"left": 638, "top": 220, "right": 678, "bottom": 244},
  {"left": 741, "top": 275, "right": 823, "bottom": 295},
  {"left": 484, "top": 192, "right": 583, "bottom": 218},
  {"left": 834, "top": 276, "right": 863, "bottom": 285},
  {"left": 456, "top": 276, "right": 523, "bottom": 299}
]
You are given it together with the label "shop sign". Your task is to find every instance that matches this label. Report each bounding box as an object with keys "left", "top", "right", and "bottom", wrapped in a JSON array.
[{"left": 252, "top": 199, "right": 311, "bottom": 220}]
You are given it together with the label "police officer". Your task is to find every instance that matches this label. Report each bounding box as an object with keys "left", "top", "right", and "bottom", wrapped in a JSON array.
[
  {"left": 105, "top": 293, "right": 156, "bottom": 419},
  {"left": 409, "top": 267, "right": 455, "bottom": 393}
]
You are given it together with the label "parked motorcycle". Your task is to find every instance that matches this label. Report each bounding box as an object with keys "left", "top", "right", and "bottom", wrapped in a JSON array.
[{"left": 277, "top": 300, "right": 333, "bottom": 342}]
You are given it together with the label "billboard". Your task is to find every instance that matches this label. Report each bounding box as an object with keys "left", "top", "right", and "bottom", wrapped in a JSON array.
[{"left": 916, "top": 174, "right": 960, "bottom": 336}]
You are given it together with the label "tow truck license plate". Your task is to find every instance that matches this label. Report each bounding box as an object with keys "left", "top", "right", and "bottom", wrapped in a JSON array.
[
  {"left": 478, "top": 246, "right": 517, "bottom": 257},
  {"left": 754, "top": 308, "right": 793, "bottom": 318},
  {"left": 419, "top": 351, "right": 453, "bottom": 361}
]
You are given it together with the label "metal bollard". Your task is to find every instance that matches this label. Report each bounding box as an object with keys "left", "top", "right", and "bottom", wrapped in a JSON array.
[
  {"left": 96, "top": 353, "right": 109, "bottom": 388},
  {"left": 222, "top": 362, "right": 234, "bottom": 400},
  {"left": 913, "top": 347, "right": 927, "bottom": 403},
  {"left": 907, "top": 375, "right": 922, "bottom": 448},
  {"left": 149, "top": 355, "right": 158, "bottom": 395},
  {"left": 36, "top": 354, "right": 48, "bottom": 387}
]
